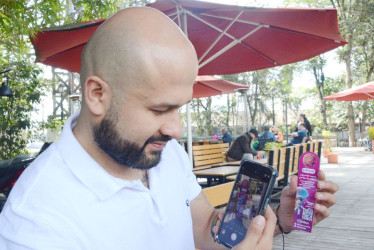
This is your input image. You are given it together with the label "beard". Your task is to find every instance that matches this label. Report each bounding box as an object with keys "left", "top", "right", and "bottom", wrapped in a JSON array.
[{"left": 93, "top": 106, "right": 171, "bottom": 170}]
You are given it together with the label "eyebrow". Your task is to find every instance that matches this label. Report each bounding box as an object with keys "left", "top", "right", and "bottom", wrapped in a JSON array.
[
  {"left": 152, "top": 99, "right": 192, "bottom": 109},
  {"left": 152, "top": 103, "right": 181, "bottom": 110}
]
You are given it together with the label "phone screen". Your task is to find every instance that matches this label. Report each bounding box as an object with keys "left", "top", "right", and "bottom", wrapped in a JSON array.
[{"left": 216, "top": 161, "right": 276, "bottom": 248}]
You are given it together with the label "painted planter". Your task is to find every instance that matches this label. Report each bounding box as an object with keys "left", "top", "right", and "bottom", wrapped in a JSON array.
[{"left": 327, "top": 153, "right": 338, "bottom": 163}]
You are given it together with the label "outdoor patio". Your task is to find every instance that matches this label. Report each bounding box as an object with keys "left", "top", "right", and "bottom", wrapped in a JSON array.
[{"left": 271, "top": 147, "right": 374, "bottom": 250}]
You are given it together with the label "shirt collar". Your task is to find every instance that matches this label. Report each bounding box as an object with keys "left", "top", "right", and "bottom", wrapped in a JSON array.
[{"left": 55, "top": 112, "right": 145, "bottom": 201}]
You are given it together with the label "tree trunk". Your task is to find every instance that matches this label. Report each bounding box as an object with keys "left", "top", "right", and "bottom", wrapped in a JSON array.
[{"left": 344, "top": 51, "right": 356, "bottom": 146}]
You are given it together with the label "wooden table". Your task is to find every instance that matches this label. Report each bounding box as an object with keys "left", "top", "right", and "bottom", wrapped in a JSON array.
[
  {"left": 195, "top": 158, "right": 269, "bottom": 186},
  {"left": 194, "top": 166, "right": 239, "bottom": 186}
]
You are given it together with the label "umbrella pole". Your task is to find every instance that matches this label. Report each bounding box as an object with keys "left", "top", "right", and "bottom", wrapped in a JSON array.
[
  {"left": 187, "top": 103, "right": 193, "bottom": 167},
  {"left": 179, "top": 8, "right": 194, "bottom": 168}
]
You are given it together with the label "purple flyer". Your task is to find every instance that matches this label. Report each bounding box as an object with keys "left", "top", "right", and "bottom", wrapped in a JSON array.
[{"left": 292, "top": 152, "right": 319, "bottom": 233}]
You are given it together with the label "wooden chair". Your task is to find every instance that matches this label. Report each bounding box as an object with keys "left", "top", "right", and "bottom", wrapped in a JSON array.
[
  {"left": 267, "top": 148, "right": 280, "bottom": 171},
  {"left": 202, "top": 181, "right": 234, "bottom": 208},
  {"left": 314, "top": 141, "right": 322, "bottom": 158},
  {"left": 292, "top": 144, "right": 302, "bottom": 175},
  {"left": 192, "top": 143, "right": 230, "bottom": 171},
  {"left": 276, "top": 147, "right": 287, "bottom": 183},
  {"left": 301, "top": 136, "right": 308, "bottom": 143},
  {"left": 309, "top": 141, "right": 315, "bottom": 153},
  {"left": 287, "top": 146, "right": 295, "bottom": 176}
]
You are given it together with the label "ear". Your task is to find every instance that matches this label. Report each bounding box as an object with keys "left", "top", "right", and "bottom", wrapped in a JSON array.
[{"left": 84, "top": 76, "right": 112, "bottom": 116}]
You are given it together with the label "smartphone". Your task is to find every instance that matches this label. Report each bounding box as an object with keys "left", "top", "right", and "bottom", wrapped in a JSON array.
[{"left": 215, "top": 159, "right": 278, "bottom": 248}]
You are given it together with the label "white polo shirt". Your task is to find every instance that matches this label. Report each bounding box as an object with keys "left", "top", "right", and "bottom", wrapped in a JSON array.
[{"left": 0, "top": 112, "right": 201, "bottom": 250}]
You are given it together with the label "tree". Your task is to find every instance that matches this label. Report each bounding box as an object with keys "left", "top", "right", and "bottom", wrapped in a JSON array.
[
  {"left": 330, "top": 0, "right": 374, "bottom": 146},
  {"left": 0, "top": 1, "right": 134, "bottom": 159},
  {"left": 0, "top": 60, "right": 48, "bottom": 159},
  {"left": 308, "top": 56, "right": 328, "bottom": 127}
]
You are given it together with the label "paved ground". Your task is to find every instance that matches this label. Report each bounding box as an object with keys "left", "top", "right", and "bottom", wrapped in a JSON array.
[{"left": 272, "top": 147, "right": 374, "bottom": 250}]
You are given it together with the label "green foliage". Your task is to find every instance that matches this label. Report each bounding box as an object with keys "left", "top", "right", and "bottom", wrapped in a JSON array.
[
  {"left": 263, "top": 142, "right": 285, "bottom": 151},
  {"left": 368, "top": 127, "right": 374, "bottom": 140},
  {"left": 321, "top": 129, "right": 332, "bottom": 139},
  {"left": 0, "top": 60, "right": 47, "bottom": 159},
  {"left": 0, "top": 1, "right": 136, "bottom": 159}
]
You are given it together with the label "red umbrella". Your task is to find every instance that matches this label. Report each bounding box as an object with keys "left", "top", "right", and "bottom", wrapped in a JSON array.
[
  {"left": 30, "top": 0, "right": 347, "bottom": 75},
  {"left": 324, "top": 81, "right": 374, "bottom": 101},
  {"left": 193, "top": 75, "right": 249, "bottom": 98}
]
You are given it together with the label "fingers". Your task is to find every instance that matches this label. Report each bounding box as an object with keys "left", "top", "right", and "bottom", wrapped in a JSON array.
[
  {"left": 257, "top": 207, "right": 277, "bottom": 247},
  {"left": 314, "top": 203, "right": 330, "bottom": 224},
  {"left": 232, "top": 215, "right": 265, "bottom": 249},
  {"left": 212, "top": 212, "right": 224, "bottom": 234},
  {"left": 317, "top": 179, "right": 339, "bottom": 194},
  {"left": 243, "top": 216, "right": 266, "bottom": 246},
  {"left": 315, "top": 191, "right": 337, "bottom": 208},
  {"left": 318, "top": 169, "right": 326, "bottom": 181},
  {"left": 233, "top": 208, "right": 276, "bottom": 250}
]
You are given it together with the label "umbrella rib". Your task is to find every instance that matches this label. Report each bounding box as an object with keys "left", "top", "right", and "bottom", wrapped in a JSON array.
[
  {"left": 199, "top": 25, "right": 264, "bottom": 69},
  {"left": 201, "top": 13, "right": 343, "bottom": 43},
  {"left": 176, "top": 5, "right": 181, "bottom": 29},
  {"left": 198, "top": 10, "right": 244, "bottom": 64},
  {"left": 185, "top": 11, "right": 277, "bottom": 67},
  {"left": 201, "top": 13, "right": 267, "bottom": 27},
  {"left": 366, "top": 93, "right": 374, "bottom": 99},
  {"left": 186, "top": 11, "right": 238, "bottom": 41}
]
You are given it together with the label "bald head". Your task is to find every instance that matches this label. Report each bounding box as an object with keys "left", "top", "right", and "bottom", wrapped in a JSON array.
[{"left": 80, "top": 7, "right": 198, "bottom": 100}]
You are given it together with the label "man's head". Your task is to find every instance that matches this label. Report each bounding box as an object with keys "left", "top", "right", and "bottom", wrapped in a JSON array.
[
  {"left": 298, "top": 122, "right": 306, "bottom": 131},
  {"left": 271, "top": 125, "right": 278, "bottom": 134},
  {"left": 248, "top": 129, "right": 258, "bottom": 139},
  {"left": 298, "top": 113, "right": 306, "bottom": 122},
  {"left": 222, "top": 128, "right": 227, "bottom": 135},
  {"left": 76, "top": 7, "right": 198, "bottom": 170}
]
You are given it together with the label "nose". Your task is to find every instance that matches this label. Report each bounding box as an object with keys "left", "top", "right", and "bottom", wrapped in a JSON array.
[{"left": 160, "top": 109, "right": 182, "bottom": 139}]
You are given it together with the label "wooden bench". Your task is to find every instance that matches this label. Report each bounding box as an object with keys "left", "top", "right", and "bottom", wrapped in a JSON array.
[
  {"left": 202, "top": 181, "right": 234, "bottom": 208},
  {"left": 192, "top": 143, "right": 231, "bottom": 171}
]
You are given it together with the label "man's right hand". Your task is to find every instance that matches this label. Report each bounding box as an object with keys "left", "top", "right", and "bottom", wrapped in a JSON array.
[{"left": 233, "top": 207, "right": 276, "bottom": 250}]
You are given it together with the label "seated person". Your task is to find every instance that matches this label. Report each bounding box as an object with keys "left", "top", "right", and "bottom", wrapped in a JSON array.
[
  {"left": 287, "top": 123, "right": 308, "bottom": 146},
  {"left": 257, "top": 126, "right": 276, "bottom": 150},
  {"left": 227, "top": 129, "right": 264, "bottom": 161},
  {"left": 259, "top": 126, "right": 276, "bottom": 141},
  {"left": 271, "top": 125, "right": 284, "bottom": 143},
  {"left": 221, "top": 127, "right": 232, "bottom": 145}
]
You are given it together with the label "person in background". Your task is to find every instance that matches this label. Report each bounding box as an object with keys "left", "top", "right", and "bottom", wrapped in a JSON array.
[
  {"left": 271, "top": 125, "right": 284, "bottom": 143},
  {"left": 227, "top": 128, "right": 264, "bottom": 161},
  {"left": 257, "top": 125, "right": 276, "bottom": 150},
  {"left": 363, "top": 119, "right": 374, "bottom": 151},
  {"left": 288, "top": 123, "right": 308, "bottom": 146},
  {"left": 221, "top": 127, "right": 232, "bottom": 145},
  {"left": 295, "top": 114, "right": 312, "bottom": 139},
  {"left": 259, "top": 125, "right": 276, "bottom": 141}
]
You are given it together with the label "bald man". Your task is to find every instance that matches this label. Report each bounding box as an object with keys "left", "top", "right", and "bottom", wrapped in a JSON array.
[{"left": 0, "top": 7, "right": 339, "bottom": 250}]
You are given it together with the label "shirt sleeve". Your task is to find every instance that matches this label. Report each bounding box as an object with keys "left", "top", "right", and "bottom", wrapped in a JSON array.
[{"left": 240, "top": 137, "right": 257, "bottom": 156}]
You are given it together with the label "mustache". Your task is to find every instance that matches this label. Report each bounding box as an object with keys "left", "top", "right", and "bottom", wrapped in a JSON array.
[{"left": 145, "top": 135, "right": 172, "bottom": 144}]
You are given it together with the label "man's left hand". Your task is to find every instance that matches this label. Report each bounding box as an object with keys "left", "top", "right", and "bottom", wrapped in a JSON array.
[{"left": 276, "top": 170, "right": 339, "bottom": 232}]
